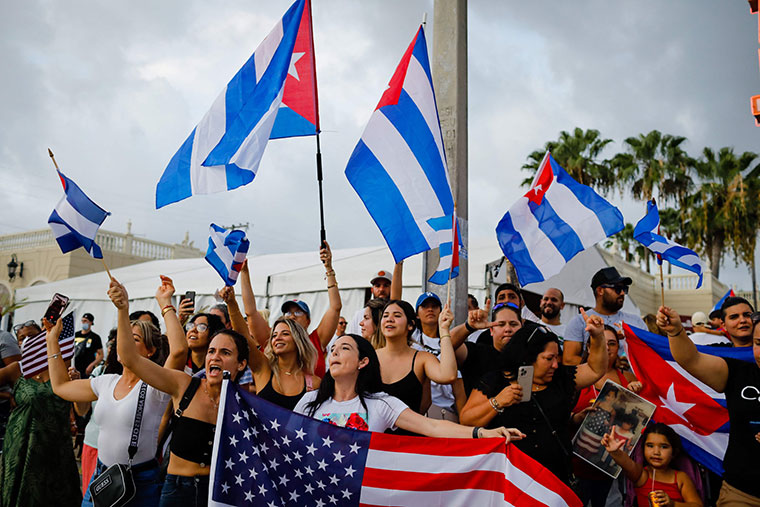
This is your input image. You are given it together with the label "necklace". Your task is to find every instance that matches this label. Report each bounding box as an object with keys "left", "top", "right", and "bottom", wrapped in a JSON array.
[
  {"left": 203, "top": 382, "right": 219, "bottom": 409},
  {"left": 532, "top": 383, "right": 548, "bottom": 392}
]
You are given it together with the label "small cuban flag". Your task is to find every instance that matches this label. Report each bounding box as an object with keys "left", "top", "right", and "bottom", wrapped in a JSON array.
[
  {"left": 633, "top": 199, "right": 704, "bottom": 288},
  {"left": 426, "top": 211, "right": 461, "bottom": 285},
  {"left": 205, "top": 224, "right": 250, "bottom": 286}
]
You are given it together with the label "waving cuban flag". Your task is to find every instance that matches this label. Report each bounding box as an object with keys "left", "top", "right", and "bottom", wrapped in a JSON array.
[
  {"left": 496, "top": 152, "right": 624, "bottom": 286},
  {"left": 623, "top": 324, "right": 755, "bottom": 474},
  {"left": 633, "top": 199, "right": 704, "bottom": 288},
  {"left": 48, "top": 169, "right": 110, "bottom": 259},
  {"left": 156, "top": 0, "right": 310, "bottom": 208},
  {"left": 345, "top": 26, "right": 454, "bottom": 264},
  {"left": 205, "top": 224, "right": 250, "bottom": 286}
]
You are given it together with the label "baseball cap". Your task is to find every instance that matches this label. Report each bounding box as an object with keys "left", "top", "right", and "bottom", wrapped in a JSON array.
[
  {"left": 415, "top": 292, "right": 442, "bottom": 311},
  {"left": 708, "top": 309, "right": 722, "bottom": 321},
  {"left": 82, "top": 313, "right": 95, "bottom": 322},
  {"left": 691, "top": 311, "right": 707, "bottom": 327},
  {"left": 281, "top": 299, "right": 310, "bottom": 319},
  {"left": 370, "top": 270, "right": 393, "bottom": 285},
  {"left": 590, "top": 267, "right": 633, "bottom": 290}
]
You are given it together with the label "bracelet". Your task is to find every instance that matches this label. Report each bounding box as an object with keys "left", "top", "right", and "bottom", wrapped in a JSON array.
[
  {"left": 327, "top": 283, "right": 338, "bottom": 289},
  {"left": 440, "top": 334, "right": 451, "bottom": 339},
  {"left": 472, "top": 426, "right": 482, "bottom": 439},
  {"left": 666, "top": 329, "right": 684, "bottom": 337},
  {"left": 161, "top": 305, "right": 176, "bottom": 317},
  {"left": 489, "top": 397, "right": 504, "bottom": 413},
  {"left": 465, "top": 321, "right": 477, "bottom": 333},
  {"left": 48, "top": 353, "right": 60, "bottom": 359},
  {"left": 325, "top": 270, "right": 336, "bottom": 277}
]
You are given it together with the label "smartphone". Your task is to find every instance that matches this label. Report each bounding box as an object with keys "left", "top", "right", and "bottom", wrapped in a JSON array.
[
  {"left": 180, "top": 291, "right": 196, "bottom": 308},
  {"left": 517, "top": 365, "right": 534, "bottom": 402},
  {"left": 43, "top": 293, "right": 70, "bottom": 324}
]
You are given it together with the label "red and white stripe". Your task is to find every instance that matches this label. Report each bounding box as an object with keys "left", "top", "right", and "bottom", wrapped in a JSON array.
[
  {"left": 20, "top": 331, "right": 75, "bottom": 379},
  {"left": 360, "top": 433, "right": 581, "bottom": 507}
]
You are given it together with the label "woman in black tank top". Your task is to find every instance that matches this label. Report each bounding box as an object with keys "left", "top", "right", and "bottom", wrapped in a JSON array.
[{"left": 375, "top": 300, "right": 459, "bottom": 425}]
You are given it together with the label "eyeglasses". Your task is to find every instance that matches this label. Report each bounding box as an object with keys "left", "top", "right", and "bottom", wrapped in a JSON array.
[
  {"left": 185, "top": 322, "right": 209, "bottom": 332},
  {"left": 13, "top": 320, "right": 37, "bottom": 336},
  {"left": 338, "top": 321, "right": 347, "bottom": 326},
  {"left": 600, "top": 284, "right": 629, "bottom": 294},
  {"left": 284, "top": 311, "right": 305, "bottom": 318}
]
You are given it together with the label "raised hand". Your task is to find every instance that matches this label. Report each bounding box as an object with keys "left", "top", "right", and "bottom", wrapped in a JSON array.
[
  {"left": 601, "top": 426, "right": 625, "bottom": 453},
  {"left": 155, "top": 275, "right": 175, "bottom": 307},
  {"left": 467, "top": 298, "right": 497, "bottom": 331},
  {"left": 107, "top": 278, "right": 129, "bottom": 311},
  {"left": 320, "top": 241, "right": 333, "bottom": 270},
  {"left": 219, "top": 286, "right": 235, "bottom": 305},
  {"left": 439, "top": 301, "right": 454, "bottom": 333},
  {"left": 656, "top": 306, "right": 684, "bottom": 337},
  {"left": 580, "top": 308, "right": 604, "bottom": 339}
]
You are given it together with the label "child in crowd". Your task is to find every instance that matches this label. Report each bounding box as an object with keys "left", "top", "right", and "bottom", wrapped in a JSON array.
[{"left": 602, "top": 422, "right": 702, "bottom": 507}]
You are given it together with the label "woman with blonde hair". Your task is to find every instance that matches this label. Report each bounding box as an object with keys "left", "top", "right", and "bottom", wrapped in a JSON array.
[{"left": 219, "top": 287, "right": 320, "bottom": 410}]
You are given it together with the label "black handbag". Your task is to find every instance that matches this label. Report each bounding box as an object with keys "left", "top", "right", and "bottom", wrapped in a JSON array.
[{"left": 88, "top": 382, "right": 148, "bottom": 507}]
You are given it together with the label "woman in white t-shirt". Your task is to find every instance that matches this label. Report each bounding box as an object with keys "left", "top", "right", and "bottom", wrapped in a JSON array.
[
  {"left": 295, "top": 334, "right": 525, "bottom": 440},
  {"left": 44, "top": 276, "right": 187, "bottom": 507}
]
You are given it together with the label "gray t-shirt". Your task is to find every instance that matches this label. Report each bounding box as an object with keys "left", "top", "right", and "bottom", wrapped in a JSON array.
[
  {"left": 0, "top": 331, "right": 21, "bottom": 397},
  {"left": 564, "top": 309, "right": 646, "bottom": 349}
]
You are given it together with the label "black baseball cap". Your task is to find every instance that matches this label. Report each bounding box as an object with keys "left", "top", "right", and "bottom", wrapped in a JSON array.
[
  {"left": 590, "top": 267, "right": 632, "bottom": 290},
  {"left": 82, "top": 313, "right": 95, "bottom": 322}
]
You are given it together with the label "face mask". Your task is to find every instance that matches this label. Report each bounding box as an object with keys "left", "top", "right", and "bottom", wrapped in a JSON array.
[{"left": 82, "top": 323, "right": 90, "bottom": 331}]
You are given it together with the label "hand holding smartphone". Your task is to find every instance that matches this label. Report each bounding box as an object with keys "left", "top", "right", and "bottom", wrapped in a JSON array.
[
  {"left": 43, "top": 293, "right": 70, "bottom": 324},
  {"left": 517, "top": 365, "right": 534, "bottom": 402}
]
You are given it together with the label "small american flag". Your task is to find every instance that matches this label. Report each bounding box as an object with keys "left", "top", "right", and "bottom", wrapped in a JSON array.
[
  {"left": 20, "top": 312, "right": 75, "bottom": 378},
  {"left": 209, "top": 381, "right": 581, "bottom": 507}
]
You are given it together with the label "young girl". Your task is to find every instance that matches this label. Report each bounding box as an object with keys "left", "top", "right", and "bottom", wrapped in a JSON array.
[{"left": 601, "top": 422, "right": 702, "bottom": 507}]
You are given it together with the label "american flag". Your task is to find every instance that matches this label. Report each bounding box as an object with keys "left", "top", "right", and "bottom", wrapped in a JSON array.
[
  {"left": 20, "top": 312, "right": 75, "bottom": 378},
  {"left": 209, "top": 381, "right": 582, "bottom": 507}
]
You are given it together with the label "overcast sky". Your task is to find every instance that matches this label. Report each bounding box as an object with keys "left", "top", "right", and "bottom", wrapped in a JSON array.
[{"left": 1, "top": 1, "right": 758, "bottom": 288}]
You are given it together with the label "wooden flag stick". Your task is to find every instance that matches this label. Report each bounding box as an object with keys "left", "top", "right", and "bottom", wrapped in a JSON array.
[
  {"left": 101, "top": 258, "right": 113, "bottom": 280},
  {"left": 48, "top": 148, "right": 60, "bottom": 171}
]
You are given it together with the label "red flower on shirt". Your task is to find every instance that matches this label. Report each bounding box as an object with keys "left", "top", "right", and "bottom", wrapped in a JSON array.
[{"left": 345, "top": 412, "right": 369, "bottom": 431}]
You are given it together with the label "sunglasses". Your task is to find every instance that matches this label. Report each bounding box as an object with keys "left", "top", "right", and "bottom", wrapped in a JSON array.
[
  {"left": 338, "top": 321, "right": 347, "bottom": 326},
  {"left": 600, "top": 284, "right": 629, "bottom": 295},
  {"left": 185, "top": 322, "right": 209, "bottom": 332},
  {"left": 13, "top": 320, "right": 37, "bottom": 336},
  {"left": 284, "top": 311, "right": 306, "bottom": 318}
]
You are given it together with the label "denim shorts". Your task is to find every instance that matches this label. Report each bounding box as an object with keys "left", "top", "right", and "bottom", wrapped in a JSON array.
[
  {"left": 159, "top": 473, "right": 210, "bottom": 507},
  {"left": 82, "top": 459, "right": 161, "bottom": 507}
]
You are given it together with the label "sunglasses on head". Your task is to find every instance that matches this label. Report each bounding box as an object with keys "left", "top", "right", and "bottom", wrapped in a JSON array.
[
  {"left": 600, "top": 284, "right": 629, "bottom": 294},
  {"left": 13, "top": 320, "right": 37, "bottom": 336}
]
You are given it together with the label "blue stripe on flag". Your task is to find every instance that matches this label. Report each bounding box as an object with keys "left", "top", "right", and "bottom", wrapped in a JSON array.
[
  {"left": 379, "top": 90, "right": 453, "bottom": 212},
  {"left": 427, "top": 214, "right": 453, "bottom": 231},
  {"left": 60, "top": 174, "right": 110, "bottom": 225},
  {"left": 203, "top": 0, "right": 305, "bottom": 166},
  {"left": 345, "top": 141, "right": 429, "bottom": 262},
  {"left": 224, "top": 55, "right": 259, "bottom": 131},
  {"left": 156, "top": 129, "right": 195, "bottom": 208},
  {"left": 224, "top": 163, "right": 257, "bottom": 190},
  {"left": 681, "top": 438, "right": 724, "bottom": 475},
  {"left": 527, "top": 199, "right": 584, "bottom": 262},
  {"left": 438, "top": 241, "right": 453, "bottom": 257},
  {"left": 429, "top": 265, "right": 458, "bottom": 285},
  {"left": 552, "top": 159, "right": 624, "bottom": 237},
  {"left": 410, "top": 29, "right": 434, "bottom": 89},
  {"left": 495, "top": 212, "right": 544, "bottom": 285},
  {"left": 270, "top": 106, "right": 318, "bottom": 139}
]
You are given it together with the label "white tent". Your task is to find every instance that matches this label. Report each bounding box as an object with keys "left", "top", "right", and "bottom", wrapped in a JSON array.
[{"left": 11, "top": 241, "right": 639, "bottom": 339}]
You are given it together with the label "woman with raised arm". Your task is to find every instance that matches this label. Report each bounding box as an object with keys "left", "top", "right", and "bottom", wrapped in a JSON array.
[
  {"left": 375, "top": 299, "right": 457, "bottom": 424},
  {"left": 295, "top": 333, "right": 525, "bottom": 442},
  {"left": 44, "top": 276, "right": 186, "bottom": 506},
  {"left": 107, "top": 278, "right": 250, "bottom": 507},
  {"left": 0, "top": 321, "right": 82, "bottom": 507},
  {"left": 218, "top": 285, "right": 320, "bottom": 410},
  {"left": 657, "top": 305, "right": 760, "bottom": 505},
  {"left": 459, "top": 309, "right": 608, "bottom": 485}
]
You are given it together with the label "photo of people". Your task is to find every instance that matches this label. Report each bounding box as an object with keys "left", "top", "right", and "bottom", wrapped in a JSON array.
[{"left": 572, "top": 379, "right": 656, "bottom": 478}]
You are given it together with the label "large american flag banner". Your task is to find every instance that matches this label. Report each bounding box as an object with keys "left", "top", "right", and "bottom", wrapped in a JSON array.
[
  {"left": 209, "top": 381, "right": 581, "bottom": 507},
  {"left": 20, "top": 312, "right": 75, "bottom": 378}
]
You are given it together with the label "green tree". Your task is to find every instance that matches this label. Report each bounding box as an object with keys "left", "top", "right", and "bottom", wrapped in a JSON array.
[{"left": 521, "top": 128, "right": 615, "bottom": 193}]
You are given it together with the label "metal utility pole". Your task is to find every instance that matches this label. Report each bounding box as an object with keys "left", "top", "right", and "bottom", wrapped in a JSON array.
[{"left": 423, "top": 0, "right": 468, "bottom": 323}]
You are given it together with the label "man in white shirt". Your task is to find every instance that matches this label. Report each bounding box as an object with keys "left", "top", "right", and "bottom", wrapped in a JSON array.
[
  {"left": 345, "top": 270, "right": 392, "bottom": 336},
  {"left": 524, "top": 288, "right": 567, "bottom": 341}
]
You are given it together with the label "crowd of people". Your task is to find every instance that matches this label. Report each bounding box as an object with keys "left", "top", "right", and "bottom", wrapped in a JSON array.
[{"left": 0, "top": 246, "right": 758, "bottom": 506}]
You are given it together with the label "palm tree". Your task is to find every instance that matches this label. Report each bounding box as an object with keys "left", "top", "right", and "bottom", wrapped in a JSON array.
[
  {"left": 521, "top": 128, "right": 615, "bottom": 194},
  {"left": 684, "top": 147, "right": 759, "bottom": 278},
  {"left": 612, "top": 130, "right": 694, "bottom": 206}
]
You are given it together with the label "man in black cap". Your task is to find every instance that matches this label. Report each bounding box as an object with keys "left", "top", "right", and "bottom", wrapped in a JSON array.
[
  {"left": 563, "top": 267, "right": 646, "bottom": 365},
  {"left": 73, "top": 312, "right": 103, "bottom": 378}
]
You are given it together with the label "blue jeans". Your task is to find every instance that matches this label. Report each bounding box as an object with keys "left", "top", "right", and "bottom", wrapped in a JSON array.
[
  {"left": 82, "top": 459, "right": 161, "bottom": 507},
  {"left": 159, "top": 474, "right": 209, "bottom": 507}
]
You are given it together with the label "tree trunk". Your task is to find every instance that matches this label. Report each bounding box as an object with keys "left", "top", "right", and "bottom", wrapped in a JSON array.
[
  {"left": 752, "top": 258, "right": 757, "bottom": 310},
  {"left": 710, "top": 234, "right": 724, "bottom": 278}
]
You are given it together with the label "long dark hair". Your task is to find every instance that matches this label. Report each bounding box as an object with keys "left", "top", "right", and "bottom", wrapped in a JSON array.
[
  {"left": 381, "top": 299, "right": 417, "bottom": 344},
  {"left": 643, "top": 422, "right": 683, "bottom": 461},
  {"left": 305, "top": 334, "right": 383, "bottom": 417}
]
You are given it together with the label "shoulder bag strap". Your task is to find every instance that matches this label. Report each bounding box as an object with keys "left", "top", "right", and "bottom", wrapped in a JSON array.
[
  {"left": 175, "top": 376, "right": 201, "bottom": 417},
  {"left": 531, "top": 396, "right": 571, "bottom": 457},
  {"left": 127, "top": 382, "right": 149, "bottom": 465}
]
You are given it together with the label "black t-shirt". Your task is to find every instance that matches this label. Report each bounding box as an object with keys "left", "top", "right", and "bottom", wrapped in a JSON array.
[
  {"left": 460, "top": 342, "right": 502, "bottom": 396},
  {"left": 722, "top": 357, "right": 760, "bottom": 497},
  {"left": 73, "top": 331, "right": 102, "bottom": 377},
  {"left": 477, "top": 365, "right": 578, "bottom": 484}
]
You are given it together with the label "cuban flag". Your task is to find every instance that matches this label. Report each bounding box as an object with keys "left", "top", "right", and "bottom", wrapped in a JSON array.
[
  {"left": 345, "top": 26, "right": 455, "bottom": 264},
  {"left": 48, "top": 169, "right": 110, "bottom": 259},
  {"left": 205, "top": 224, "right": 250, "bottom": 286},
  {"left": 156, "top": 0, "right": 312, "bottom": 208},
  {"left": 496, "top": 152, "right": 624, "bottom": 286},
  {"left": 427, "top": 212, "right": 461, "bottom": 285},
  {"left": 209, "top": 380, "right": 582, "bottom": 507},
  {"left": 712, "top": 288, "right": 736, "bottom": 314},
  {"left": 633, "top": 199, "right": 704, "bottom": 288},
  {"left": 623, "top": 323, "right": 755, "bottom": 474}
]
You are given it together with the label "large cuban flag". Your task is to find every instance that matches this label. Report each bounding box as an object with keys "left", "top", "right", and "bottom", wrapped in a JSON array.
[
  {"left": 633, "top": 199, "right": 704, "bottom": 288},
  {"left": 623, "top": 323, "right": 755, "bottom": 474},
  {"left": 496, "top": 152, "right": 624, "bottom": 286},
  {"left": 156, "top": 0, "right": 316, "bottom": 208},
  {"left": 345, "top": 26, "right": 455, "bottom": 264}
]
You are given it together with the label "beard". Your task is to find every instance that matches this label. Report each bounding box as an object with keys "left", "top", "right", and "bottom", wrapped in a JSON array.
[
  {"left": 601, "top": 293, "right": 624, "bottom": 313},
  {"left": 541, "top": 305, "right": 560, "bottom": 320}
]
